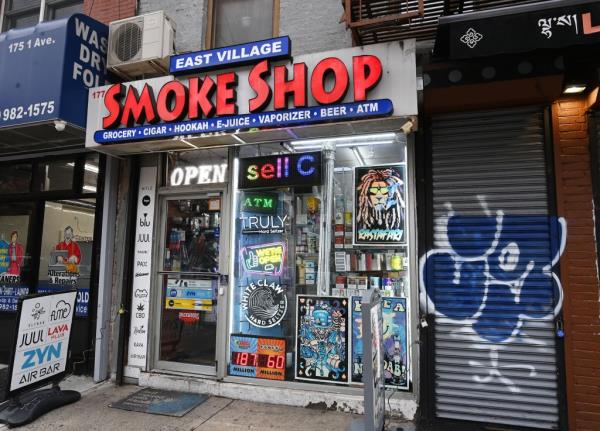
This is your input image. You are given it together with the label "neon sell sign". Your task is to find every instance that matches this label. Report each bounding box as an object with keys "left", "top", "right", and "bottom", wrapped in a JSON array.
[{"left": 238, "top": 152, "right": 322, "bottom": 189}]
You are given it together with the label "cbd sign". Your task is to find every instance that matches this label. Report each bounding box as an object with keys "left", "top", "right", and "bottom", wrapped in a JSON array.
[{"left": 101, "top": 56, "right": 382, "bottom": 129}]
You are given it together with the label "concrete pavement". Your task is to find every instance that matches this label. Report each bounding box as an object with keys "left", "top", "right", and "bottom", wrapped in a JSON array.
[{"left": 1, "top": 381, "right": 415, "bottom": 431}]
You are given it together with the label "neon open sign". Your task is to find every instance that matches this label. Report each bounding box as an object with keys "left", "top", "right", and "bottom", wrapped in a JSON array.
[{"left": 238, "top": 152, "right": 322, "bottom": 189}]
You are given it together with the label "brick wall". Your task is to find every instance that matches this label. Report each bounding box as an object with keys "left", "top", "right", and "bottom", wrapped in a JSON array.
[
  {"left": 83, "top": 0, "right": 136, "bottom": 24},
  {"left": 552, "top": 97, "right": 600, "bottom": 431}
]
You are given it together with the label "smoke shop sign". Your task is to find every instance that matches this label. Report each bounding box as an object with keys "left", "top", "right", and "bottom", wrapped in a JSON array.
[{"left": 85, "top": 40, "right": 417, "bottom": 147}]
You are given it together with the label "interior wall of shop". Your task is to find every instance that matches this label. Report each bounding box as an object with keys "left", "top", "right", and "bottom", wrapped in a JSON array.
[{"left": 551, "top": 95, "right": 600, "bottom": 431}]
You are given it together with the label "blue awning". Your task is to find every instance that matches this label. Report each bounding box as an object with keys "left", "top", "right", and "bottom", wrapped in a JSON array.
[{"left": 0, "top": 14, "right": 108, "bottom": 156}]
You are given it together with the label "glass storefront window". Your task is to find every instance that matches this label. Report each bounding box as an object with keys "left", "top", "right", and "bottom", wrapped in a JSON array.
[
  {"left": 0, "top": 163, "right": 32, "bottom": 194},
  {"left": 38, "top": 159, "right": 74, "bottom": 191},
  {"left": 82, "top": 153, "right": 100, "bottom": 193},
  {"left": 159, "top": 197, "right": 223, "bottom": 366},
  {"left": 228, "top": 134, "right": 412, "bottom": 389},
  {"left": 212, "top": 0, "right": 274, "bottom": 48},
  {"left": 37, "top": 199, "right": 96, "bottom": 317},
  {"left": 0, "top": 203, "right": 34, "bottom": 312}
]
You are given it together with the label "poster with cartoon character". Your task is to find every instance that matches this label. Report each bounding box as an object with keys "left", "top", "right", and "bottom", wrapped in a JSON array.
[
  {"left": 0, "top": 217, "right": 30, "bottom": 312},
  {"left": 351, "top": 296, "right": 409, "bottom": 389},
  {"left": 295, "top": 295, "right": 349, "bottom": 384},
  {"left": 354, "top": 165, "right": 406, "bottom": 245}
]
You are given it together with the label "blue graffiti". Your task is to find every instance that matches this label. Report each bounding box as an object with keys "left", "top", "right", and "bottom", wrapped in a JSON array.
[{"left": 420, "top": 212, "right": 566, "bottom": 343}]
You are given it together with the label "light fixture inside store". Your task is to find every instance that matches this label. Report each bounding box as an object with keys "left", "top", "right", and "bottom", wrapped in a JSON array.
[
  {"left": 83, "top": 185, "right": 97, "bottom": 192},
  {"left": 67, "top": 162, "right": 99, "bottom": 174},
  {"left": 351, "top": 147, "right": 366, "bottom": 166},
  {"left": 291, "top": 132, "right": 399, "bottom": 151},
  {"left": 563, "top": 84, "right": 587, "bottom": 94}
]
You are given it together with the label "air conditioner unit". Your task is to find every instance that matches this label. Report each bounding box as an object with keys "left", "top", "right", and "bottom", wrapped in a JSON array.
[{"left": 107, "top": 11, "right": 176, "bottom": 79}]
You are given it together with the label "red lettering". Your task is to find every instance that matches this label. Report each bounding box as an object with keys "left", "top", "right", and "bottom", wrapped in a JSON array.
[
  {"left": 216, "top": 72, "right": 238, "bottom": 116},
  {"left": 274, "top": 63, "right": 307, "bottom": 109},
  {"left": 156, "top": 81, "right": 188, "bottom": 122},
  {"left": 102, "top": 83, "right": 124, "bottom": 129},
  {"left": 121, "top": 84, "right": 157, "bottom": 127},
  {"left": 311, "top": 57, "right": 349, "bottom": 105},
  {"left": 583, "top": 12, "right": 600, "bottom": 35},
  {"left": 353, "top": 55, "right": 382, "bottom": 101},
  {"left": 248, "top": 60, "right": 272, "bottom": 112},
  {"left": 188, "top": 77, "right": 216, "bottom": 119},
  {"left": 261, "top": 163, "right": 275, "bottom": 179}
]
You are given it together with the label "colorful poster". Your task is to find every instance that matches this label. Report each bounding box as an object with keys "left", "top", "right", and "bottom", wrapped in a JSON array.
[
  {"left": 353, "top": 164, "right": 406, "bottom": 245},
  {"left": 351, "top": 296, "right": 409, "bottom": 389},
  {"left": 295, "top": 295, "right": 349, "bottom": 384},
  {"left": 229, "top": 334, "right": 286, "bottom": 381},
  {"left": 241, "top": 242, "right": 286, "bottom": 276},
  {"left": 0, "top": 230, "right": 25, "bottom": 283},
  {"left": 48, "top": 226, "right": 82, "bottom": 284}
]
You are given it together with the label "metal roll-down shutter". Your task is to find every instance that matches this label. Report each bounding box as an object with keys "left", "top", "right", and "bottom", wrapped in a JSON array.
[{"left": 424, "top": 107, "right": 561, "bottom": 429}]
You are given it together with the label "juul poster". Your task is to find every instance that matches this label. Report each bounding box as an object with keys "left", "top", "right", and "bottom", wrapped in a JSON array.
[
  {"left": 295, "top": 296, "right": 349, "bottom": 384},
  {"left": 351, "top": 296, "right": 409, "bottom": 389},
  {"left": 354, "top": 165, "right": 406, "bottom": 245}
]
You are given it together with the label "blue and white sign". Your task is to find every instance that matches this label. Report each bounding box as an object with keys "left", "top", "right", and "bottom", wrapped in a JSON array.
[
  {"left": 0, "top": 14, "right": 108, "bottom": 129},
  {"left": 0, "top": 286, "right": 30, "bottom": 312},
  {"left": 94, "top": 99, "right": 393, "bottom": 144},
  {"left": 9, "top": 290, "right": 77, "bottom": 394},
  {"left": 170, "top": 36, "right": 291, "bottom": 74}
]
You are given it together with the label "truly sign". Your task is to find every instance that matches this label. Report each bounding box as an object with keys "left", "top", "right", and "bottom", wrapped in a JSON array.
[{"left": 85, "top": 41, "right": 417, "bottom": 147}]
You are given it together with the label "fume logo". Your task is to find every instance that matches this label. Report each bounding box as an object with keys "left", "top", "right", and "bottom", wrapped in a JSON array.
[{"left": 51, "top": 300, "right": 72, "bottom": 321}]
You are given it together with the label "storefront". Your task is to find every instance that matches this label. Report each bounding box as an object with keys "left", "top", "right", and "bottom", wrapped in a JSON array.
[
  {"left": 0, "top": 14, "right": 108, "bottom": 371},
  {"left": 86, "top": 38, "right": 419, "bottom": 414},
  {"left": 419, "top": 1, "right": 600, "bottom": 429}
]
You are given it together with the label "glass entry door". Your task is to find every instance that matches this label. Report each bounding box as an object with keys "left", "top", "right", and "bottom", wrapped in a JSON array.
[{"left": 156, "top": 192, "right": 226, "bottom": 374}]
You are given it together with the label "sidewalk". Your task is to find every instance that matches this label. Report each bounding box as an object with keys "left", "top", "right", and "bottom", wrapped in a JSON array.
[{"left": 3, "top": 381, "right": 415, "bottom": 431}]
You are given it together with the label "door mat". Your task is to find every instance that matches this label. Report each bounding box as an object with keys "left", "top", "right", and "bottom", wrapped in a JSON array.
[{"left": 109, "top": 388, "right": 209, "bottom": 417}]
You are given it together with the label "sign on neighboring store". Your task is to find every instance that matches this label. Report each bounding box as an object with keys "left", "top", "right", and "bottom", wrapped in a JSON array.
[
  {"left": 127, "top": 167, "right": 157, "bottom": 369},
  {"left": 229, "top": 334, "right": 286, "bottom": 381},
  {"left": 0, "top": 14, "right": 108, "bottom": 129},
  {"left": 86, "top": 41, "right": 417, "bottom": 147},
  {"left": 438, "top": 1, "right": 600, "bottom": 59},
  {"left": 8, "top": 290, "right": 77, "bottom": 395}
]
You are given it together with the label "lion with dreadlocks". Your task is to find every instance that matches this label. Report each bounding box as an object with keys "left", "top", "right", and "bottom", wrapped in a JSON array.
[{"left": 355, "top": 167, "right": 405, "bottom": 242}]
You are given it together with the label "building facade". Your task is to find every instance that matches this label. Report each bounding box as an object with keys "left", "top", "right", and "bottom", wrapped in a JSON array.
[{"left": 1, "top": 0, "right": 599, "bottom": 430}]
